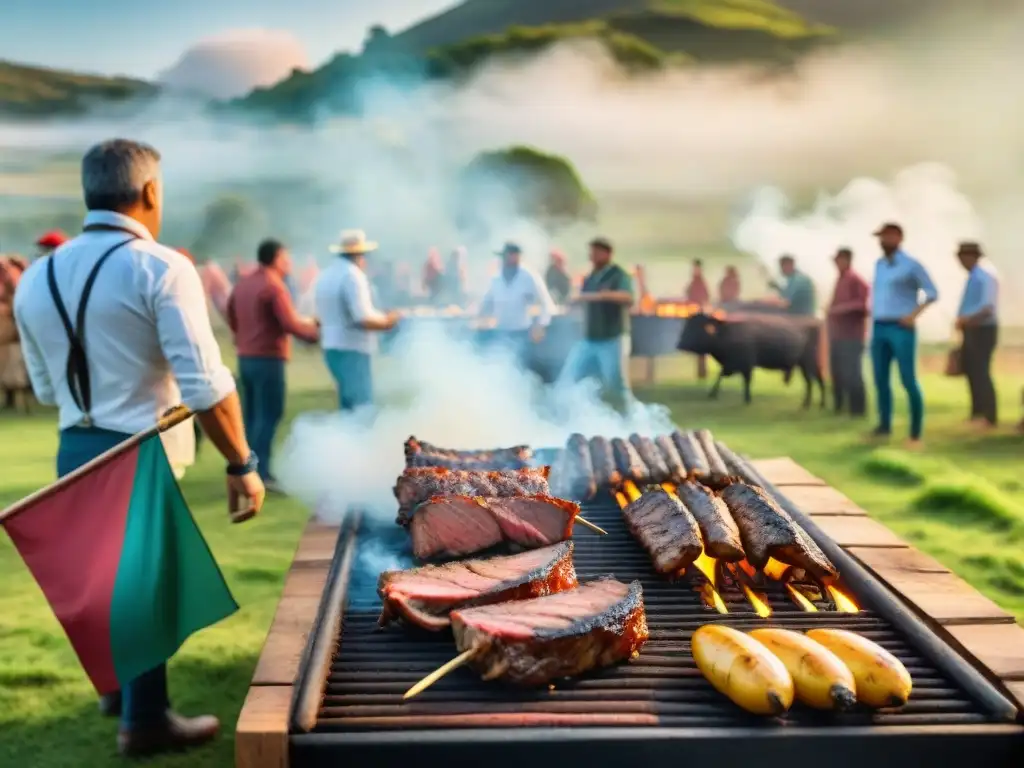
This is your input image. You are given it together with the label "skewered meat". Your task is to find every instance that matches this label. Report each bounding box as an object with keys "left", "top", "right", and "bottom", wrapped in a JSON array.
[
  {"left": 622, "top": 487, "right": 703, "bottom": 575},
  {"left": 671, "top": 429, "right": 709, "bottom": 478},
  {"left": 551, "top": 433, "right": 597, "bottom": 501},
  {"left": 394, "top": 467, "right": 551, "bottom": 525},
  {"left": 588, "top": 436, "right": 621, "bottom": 488},
  {"left": 450, "top": 578, "right": 649, "bottom": 686},
  {"left": 410, "top": 494, "right": 580, "bottom": 560},
  {"left": 404, "top": 436, "right": 532, "bottom": 469},
  {"left": 654, "top": 434, "right": 687, "bottom": 482},
  {"left": 378, "top": 542, "right": 578, "bottom": 630},
  {"left": 611, "top": 437, "right": 650, "bottom": 484},
  {"left": 672, "top": 480, "right": 745, "bottom": 561},
  {"left": 629, "top": 434, "right": 671, "bottom": 484},
  {"left": 407, "top": 454, "right": 530, "bottom": 471},
  {"left": 720, "top": 483, "right": 838, "bottom": 583},
  {"left": 694, "top": 429, "right": 731, "bottom": 484}
]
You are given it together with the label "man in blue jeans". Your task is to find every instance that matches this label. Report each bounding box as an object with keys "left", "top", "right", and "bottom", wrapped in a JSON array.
[
  {"left": 869, "top": 222, "right": 938, "bottom": 446},
  {"left": 559, "top": 237, "right": 636, "bottom": 411}
]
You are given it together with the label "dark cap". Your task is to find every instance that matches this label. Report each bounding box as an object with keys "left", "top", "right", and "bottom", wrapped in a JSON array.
[
  {"left": 873, "top": 222, "right": 903, "bottom": 236},
  {"left": 495, "top": 242, "right": 521, "bottom": 256},
  {"left": 778, "top": 254, "right": 795, "bottom": 264},
  {"left": 957, "top": 241, "right": 983, "bottom": 256},
  {"left": 589, "top": 236, "right": 613, "bottom": 252}
]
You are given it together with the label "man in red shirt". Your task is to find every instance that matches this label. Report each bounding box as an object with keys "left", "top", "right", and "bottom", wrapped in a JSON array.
[
  {"left": 827, "top": 248, "right": 870, "bottom": 416},
  {"left": 227, "top": 239, "right": 319, "bottom": 490},
  {"left": 685, "top": 259, "right": 711, "bottom": 379}
]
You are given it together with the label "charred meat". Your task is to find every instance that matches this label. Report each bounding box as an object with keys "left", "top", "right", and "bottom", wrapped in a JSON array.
[
  {"left": 654, "top": 434, "right": 687, "bottom": 483},
  {"left": 673, "top": 480, "right": 745, "bottom": 561},
  {"left": 629, "top": 434, "right": 672, "bottom": 484},
  {"left": 450, "top": 578, "right": 649, "bottom": 686},
  {"left": 621, "top": 487, "right": 703, "bottom": 575},
  {"left": 552, "top": 433, "right": 597, "bottom": 501},
  {"left": 588, "top": 436, "right": 622, "bottom": 488},
  {"left": 404, "top": 436, "right": 532, "bottom": 469},
  {"left": 612, "top": 437, "right": 650, "bottom": 484},
  {"left": 671, "top": 430, "right": 710, "bottom": 479},
  {"left": 378, "top": 541, "right": 578, "bottom": 630},
  {"left": 394, "top": 467, "right": 551, "bottom": 525},
  {"left": 694, "top": 429, "right": 731, "bottom": 484},
  {"left": 721, "top": 483, "right": 838, "bottom": 583},
  {"left": 410, "top": 494, "right": 580, "bottom": 560}
]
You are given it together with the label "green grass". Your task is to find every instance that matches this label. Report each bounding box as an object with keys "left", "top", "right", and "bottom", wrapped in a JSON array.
[{"left": 1, "top": 345, "right": 1023, "bottom": 765}]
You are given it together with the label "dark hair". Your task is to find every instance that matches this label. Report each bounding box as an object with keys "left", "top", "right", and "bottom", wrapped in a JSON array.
[
  {"left": 836, "top": 248, "right": 852, "bottom": 259},
  {"left": 257, "top": 239, "right": 284, "bottom": 266},
  {"left": 693, "top": 259, "right": 703, "bottom": 267},
  {"left": 779, "top": 254, "right": 795, "bottom": 264},
  {"left": 589, "top": 237, "right": 613, "bottom": 253}
]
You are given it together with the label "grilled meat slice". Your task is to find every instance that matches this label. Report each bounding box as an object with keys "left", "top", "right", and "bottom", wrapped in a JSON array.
[
  {"left": 721, "top": 483, "right": 838, "bottom": 583},
  {"left": 621, "top": 487, "right": 703, "bottom": 574},
  {"left": 394, "top": 467, "right": 551, "bottom": 525},
  {"left": 378, "top": 541, "right": 578, "bottom": 630},
  {"left": 588, "top": 436, "right": 622, "bottom": 488},
  {"left": 552, "top": 433, "right": 597, "bottom": 501},
  {"left": 655, "top": 434, "right": 687, "bottom": 483},
  {"left": 407, "top": 454, "right": 529, "bottom": 471},
  {"left": 404, "top": 436, "right": 532, "bottom": 466},
  {"left": 450, "top": 578, "right": 649, "bottom": 686},
  {"left": 694, "top": 429, "right": 731, "bottom": 484},
  {"left": 629, "top": 434, "right": 672, "bottom": 484},
  {"left": 409, "top": 494, "right": 579, "bottom": 560},
  {"left": 673, "top": 480, "right": 745, "bottom": 561},
  {"left": 671, "top": 429, "right": 710, "bottom": 478},
  {"left": 611, "top": 437, "right": 650, "bottom": 484}
]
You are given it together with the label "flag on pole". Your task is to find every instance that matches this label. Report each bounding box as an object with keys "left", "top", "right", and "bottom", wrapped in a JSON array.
[{"left": 2, "top": 430, "right": 238, "bottom": 695}]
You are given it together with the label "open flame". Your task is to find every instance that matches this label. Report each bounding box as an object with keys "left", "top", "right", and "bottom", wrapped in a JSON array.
[
  {"left": 623, "top": 481, "right": 642, "bottom": 503},
  {"left": 827, "top": 584, "right": 860, "bottom": 613},
  {"left": 653, "top": 303, "right": 728, "bottom": 320},
  {"left": 786, "top": 583, "right": 819, "bottom": 612},
  {"left": 692, "top": 551, "right": 729, "bottom": 614}
]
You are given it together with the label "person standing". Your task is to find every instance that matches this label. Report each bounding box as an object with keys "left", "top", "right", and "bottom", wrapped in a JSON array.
[
  {"left": 35, "top": 230, "right": 68, "bottom": 261},
  {"left": 826, "top": 248, "right": 870, "bottom": 416},
  {"left": 545, "top": 249, "right": 572, "bottom": 304},
  {"left": 13, "top": 138, "right": 264, "bottom": 757},
  {"left": 227, "top": 239, "right": 320, "bottom": 491},
  {"left": 954, "top": 241, "right": 999, "bottom": 428},
  {"left": 719, "top": 265, "right": 741, "bottom": 306},
  {"left": 869, "top": 222, "right": 938, "bottom": 445},
  {"left": 769, "top": 255, "right": 816, "bottom": 316},
  {"left": 315, "top": 230, "right": 399, "bottom": 411},
  {"left": 478, "top": 242, "right": 554, "bottom": 366},
  {"left": 685, "top": 259, "right": 711, "bottom": 379},
  {"left": 559, "top": 237, "right": 635, "bottom": 410}
]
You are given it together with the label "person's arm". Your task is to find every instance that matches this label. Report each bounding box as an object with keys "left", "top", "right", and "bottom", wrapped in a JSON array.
[
  {"left": 959, "top": 272, "right": 997, "bottom": 327},
  {"left": 906, "top": 261, "right": 939, "bottom": 322},
  {"left": 346, "top": 271, "right": 396, "bottom": 331},
  {"left": 12, "top": 296, "right": 55, "bottom": 405},
  {"left": 270, "top": 280, "right": 319, "bottom": 343},
  {"left": 225, "top": 287, "right": 238, "bottom": 334},
  {"left": 531, "top": 270, "right": 555, "bottom": 327}
]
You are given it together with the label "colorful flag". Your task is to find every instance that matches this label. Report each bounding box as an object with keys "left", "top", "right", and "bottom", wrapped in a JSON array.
[{"left": 3, "top": 432, "right": 238, "bottom": 694}]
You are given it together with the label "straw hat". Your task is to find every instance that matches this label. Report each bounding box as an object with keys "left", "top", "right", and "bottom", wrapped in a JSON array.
[{"left": 329, "top": 230, "right": 378, "bottom": 255}]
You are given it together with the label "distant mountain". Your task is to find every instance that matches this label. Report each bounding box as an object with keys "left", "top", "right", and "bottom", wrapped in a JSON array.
[{"left": 0, "top": 60, "right": 157, "bottom": 118}]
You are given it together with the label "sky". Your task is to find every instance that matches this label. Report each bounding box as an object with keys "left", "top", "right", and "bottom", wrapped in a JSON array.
[{"left": 0, "top": 0, "right": 457, "bottom": 78}]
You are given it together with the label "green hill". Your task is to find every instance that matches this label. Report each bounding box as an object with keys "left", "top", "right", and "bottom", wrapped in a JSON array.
[{"left": 0, "top": 60, "right": 157, "bottom": 118}]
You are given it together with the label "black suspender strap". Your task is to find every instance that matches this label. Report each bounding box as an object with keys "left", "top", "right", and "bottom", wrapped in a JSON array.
[{"left": 45, "top": 236, "right": 136, "bottom": 425}]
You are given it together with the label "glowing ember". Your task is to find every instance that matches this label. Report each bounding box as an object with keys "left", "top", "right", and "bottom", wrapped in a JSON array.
[
  {"left": 614, "top": 491, "right": 629, "bottom": 509},
  {"left": 654, "top": 303, "right": 701, "bottom": 318},
  {"left": 693, "top": 551, "right": 728, "bottom": 614},
  {"left": 623, "top": 481, "right": 642, "bottom": 502},
  {"left": 762, "top": 558, "right": 790, "bottom": 581},
  {"left": 737, "top": 560, "right": 757, "bottom": 579},
  {"left": 661, "top": 482, "right": 676, "bottom": 494},
  {"left": 827, "top": 584, "right": 860, "bottom": 613},
  {"left": 785, "top": 583, "right": 819, "bottom": 612}
]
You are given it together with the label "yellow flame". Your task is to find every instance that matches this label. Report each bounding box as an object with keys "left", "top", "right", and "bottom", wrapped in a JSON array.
[
  {"left": 762, "top": 558, "right": 790, "bottom": 581},
  {"left": 785, "top": 583, "right": 819, "bottom": 612},
  {"left": 737, "top": 560, "right": 757, "bottom": 579},
  {"left": 614, "top": 491, "right": 628, "bottom": 509},
  {"left": 692, "top": 551, "right": 728, "bottom": 614},
  {"left": 662, "top": 482, "right": 676, "bottom": 494},
  {"left": 623, "top": 481, "right": 642, "bottom": 502},
  {"left": 741, "top": 584, "right": 772, "bottom": 617},
  {"left": 827, "top": 584, "right": 860, "bottom": 613}
]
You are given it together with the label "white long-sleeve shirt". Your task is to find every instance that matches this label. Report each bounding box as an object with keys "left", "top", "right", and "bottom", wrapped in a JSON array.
[
  {"left": 315, "top": 256, "right": 386, "bottom": 354},
  {"left": 479, "top": 267, "right": 554, "bottom": 331},
  {"left": 14, "top": 210, "right": 236, "bottom": 433}
]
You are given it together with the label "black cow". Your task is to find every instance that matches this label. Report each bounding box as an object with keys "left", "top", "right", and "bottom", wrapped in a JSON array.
[{"left": 677, "top": 312, "right": 825, "bottom": 407}]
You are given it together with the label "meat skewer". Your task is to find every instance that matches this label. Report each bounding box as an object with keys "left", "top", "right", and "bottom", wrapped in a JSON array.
[
  {"left": 720, "top": 482, "right": 838, "bottom": 583},
  {"left": 394, "top": 466, "right": 551, "bottom": 525},
  {"left": 611, "top": 437, "right": 650, "bottom": 484},
  {"left": 654, "top": 434, "right": 687, "bottom": 483},
  {"left": 671, "top": 429, "right": 710, "bottom": 479},
  {"left": 694, "top": 429, "right": 732, "bottom": 485},
  {"left": 378, "top": 541, "right": 578, "bottom": 630},
  {"left": 672, "top": 480, "right": 745, "bottom": 561},
  {"left": 405, "top": 578, "right": 649, "bottom": 698},
  {"left": 552, "top": 433, "right": 597, "bottom": 501},
  {"left": 629, "top": 434, "right": 671, "bottom": 484},
  {"left": 621, "top": 487, "right": 703, "bottom": 575},
  {"left": 588, "top": 436, "right": 621, "bottom": 488}
]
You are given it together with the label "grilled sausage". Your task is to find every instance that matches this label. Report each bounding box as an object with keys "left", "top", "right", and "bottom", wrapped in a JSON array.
[
  {"left": 557, "top": 433, "right": 597, "bottom": 501},
  {"left": 612, "top": 437, "right": 650, "bottom": 484},
  {"left": 673, "top": 480, "right": 745, "bottom": 561},
  {"left": 671, "top": 429, "right": 709, "bottom": 479},
  {"left": 654, "top": 434, "right": 687, "bottom": 483},
  {"left": 588, "top": 436, "right": 622, "bottom": 488},
  {"left": 694, "top": 429, "right": 730, "bottom": 484},
  {"left": 629, "top": 434, "right": 672, "bottom": 484}
]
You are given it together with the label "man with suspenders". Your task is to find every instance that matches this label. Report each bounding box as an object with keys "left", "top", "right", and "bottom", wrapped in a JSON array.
[{"left": 14, "top": 139, "right": 265, "bottom": 757}]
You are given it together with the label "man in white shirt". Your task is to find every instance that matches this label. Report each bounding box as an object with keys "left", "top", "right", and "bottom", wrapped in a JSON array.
[
  {"left": 14, "top": 138, "right": 265, "bottom": 758},
  {"left": 478, "top": 242, "right": 555, "bottom": 366},
  {"left": 315, "top": 230, "right": 399, "bottom": 411}
]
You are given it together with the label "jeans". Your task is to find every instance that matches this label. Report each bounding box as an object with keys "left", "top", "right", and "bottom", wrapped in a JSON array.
[
  {"left": 58, "top": 427, "right": 169, "bottom": 730},
  {"left": 559, "top": 336, "right": 632, "bottom": 410},
  {"left": 963, "top": 324, "right": 998, "bottom": 424},
  {"left": 323, "top": 349, "right": 373, "bottom": 411},
  {"left": 237, "top": 356, "right": 286, "bottom": 480},
  {"left": 829, "top": 338, "right": 866, "bottom": 415},
  {"left": 870, "top": 322, "right": 923, "bottom": 438}
]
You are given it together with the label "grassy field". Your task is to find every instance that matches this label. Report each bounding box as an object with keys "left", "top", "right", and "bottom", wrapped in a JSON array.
[{"left": 1, "top": 345, "right": 1023, "bottom": 766}]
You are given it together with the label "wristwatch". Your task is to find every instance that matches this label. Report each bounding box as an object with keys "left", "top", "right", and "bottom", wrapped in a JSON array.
[{"left": 227, "top": 452, "right": 259, "bottom": 477}]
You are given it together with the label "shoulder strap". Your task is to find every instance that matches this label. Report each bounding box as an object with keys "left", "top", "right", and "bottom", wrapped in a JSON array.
[{"left": 45, "top": 237, "right": 136, "bottom": 424}]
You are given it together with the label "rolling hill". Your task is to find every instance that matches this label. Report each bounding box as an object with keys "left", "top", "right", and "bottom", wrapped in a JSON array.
[{"left": 0, "top": 60, "right": 157, "bottom": 118}]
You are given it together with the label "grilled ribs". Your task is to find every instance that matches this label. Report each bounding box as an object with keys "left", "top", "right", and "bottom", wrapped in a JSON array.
[
  {"left": 621, "top": 487, "right": 703, "bottom": 575},
  {"left": 450, "top": 578, "right": 649, "bottom": 686},
  {"left": 394, "top": 466, "right": 551, "bottom": 526},
  {"left": 404, "top": 436, "right": 532, "bottom": 470}
]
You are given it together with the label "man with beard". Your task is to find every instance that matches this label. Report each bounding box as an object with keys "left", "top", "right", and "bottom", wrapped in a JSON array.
[
  {"left": 826, "top": 248, "right": 870, "bottom": 416},
  {"left": 769, "top": 255, "right": 816, "bottom": 317},
  {"left": 954, "top": 241, "right": 999, "bottom": 429},
  {"left": 478, "top": 242, "right": 554, "bottom": 367}
]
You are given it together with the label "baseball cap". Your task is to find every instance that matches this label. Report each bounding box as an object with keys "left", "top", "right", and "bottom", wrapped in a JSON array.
[{"left": 873, "top": 222, "right": 903, "bottom": 237}]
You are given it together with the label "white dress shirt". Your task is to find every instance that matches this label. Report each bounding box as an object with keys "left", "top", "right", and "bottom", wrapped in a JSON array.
[
  {"left": 14, "top": 210, "right": 236, "bottom": 433},
  {"left": 315, "top": 257, "right": 386, "bottom": 355},
  {"left": 479, "top": 266, "right": 554, "bottom": 331}
]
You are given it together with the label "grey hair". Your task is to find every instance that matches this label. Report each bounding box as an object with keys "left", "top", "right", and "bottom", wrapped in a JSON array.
[{"left": 81, "top": 139, "right": 161, "bottom": 211}]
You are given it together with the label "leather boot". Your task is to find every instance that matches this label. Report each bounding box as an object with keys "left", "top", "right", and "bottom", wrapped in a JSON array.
[
  {"left": 117, "top": 711, "right": 219, "bottom": 757},
  {"left": 98, "top": 691, "right": 122, "bottom": 717}
]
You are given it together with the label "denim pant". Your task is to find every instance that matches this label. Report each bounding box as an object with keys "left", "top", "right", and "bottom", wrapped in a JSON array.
[
  {"left": 870, "top": 322, "right": 923, "bottom": 438},
  {"left": 559, "top": 336, "right": 632, "bottom": 409},
  {"left": 323, "top": 349, "right": 373, "bottom": 411},
  {"left": 830, "top": 338, "right": 866, "bottom": 415},
  {"left": 58, "top": 427, "right": 169, "bottom": 730},
  {"left": 238, "top": 356, "right": 286, "bottom": 480}
]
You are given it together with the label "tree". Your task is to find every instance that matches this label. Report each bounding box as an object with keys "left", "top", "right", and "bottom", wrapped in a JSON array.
[{"left": 190, "top": 194, "right": 267, "bottom": 261}]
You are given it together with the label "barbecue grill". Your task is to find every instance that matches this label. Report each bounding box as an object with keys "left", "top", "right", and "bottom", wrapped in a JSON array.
[{"left": 285, "top": 447, "right": 1023, "bottom": 767}]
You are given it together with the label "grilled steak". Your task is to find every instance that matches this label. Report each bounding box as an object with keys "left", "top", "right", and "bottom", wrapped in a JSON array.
[
  {"left": 552, "top": 433, "right": 597, "bottom": 501},
  {"left": 378, "top": 541, "right": 578, "bottom": 630},
  {"left": 410, "top": 494, "right": 580, "bottom": 560},
  {"left": 588, "top": 436, "right": 621, "bottom": 488},
  {"left": 450, "top": 578, "right": 649, "bottom": 686},
  {"left": 694, "top": 429, "right": 731, "bottom": 484},
  {"left": 621, "top": 487, "right": 703, "bottom": 575},
  {"left": 671, "top": 429, "right": 709, "bottom": 478},
  {"left": 721, "top": 483, "right": 838, "bottom": 583},
  {"left": 629, "top": 434, "right": 671, "bottom": 484},
  {"left": 654, "top": 434, "right": 687, "bottom": 482},
  {"left": 404, "top": 436, "right": 532, "bottom": 467},
  {"left": 673, "top": 480, "right": 745, "bottom": 561},
  {"left": 611, "top": 437, "right": 650, "bottom": 484},
  {"left": 395, "top": 467, "right": 551, "bottom": 525}
]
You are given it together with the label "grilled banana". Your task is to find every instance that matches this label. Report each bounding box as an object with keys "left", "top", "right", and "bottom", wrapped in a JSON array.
[
  {"left": 749, "top": 628, "right": 857, "bottom": 710},
  {"left": 691, "top": 624, "right": 794, "bottom": 715},
  {"left": 806, "top": 628, "right": 912, "bottom": 708}
]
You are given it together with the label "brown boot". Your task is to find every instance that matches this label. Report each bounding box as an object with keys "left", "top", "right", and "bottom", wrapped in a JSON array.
[{"left": 117, "top": 711, "right": 219, "bottom": 757}]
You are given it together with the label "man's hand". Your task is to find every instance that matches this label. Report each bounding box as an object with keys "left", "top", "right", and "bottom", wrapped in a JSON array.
[
  {"left": 530, "top": 325, "right": 546, "bottom": 343},
  {"left": 227, "top": 472, "right": 265, "bottom": 523},
  {"left": 899, "top": 312, "right": 917, "bottom": 328},
  {"left": 954, "top": 316, "right": 966, "bottom": 331},
  {"left": 385, "top": 310, "right": 401, "bottom": 329}
]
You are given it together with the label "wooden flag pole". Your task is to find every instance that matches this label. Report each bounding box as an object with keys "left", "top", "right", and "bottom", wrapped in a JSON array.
[{"left": 0, "top": 405, "right": 194, "bottom": 526}]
